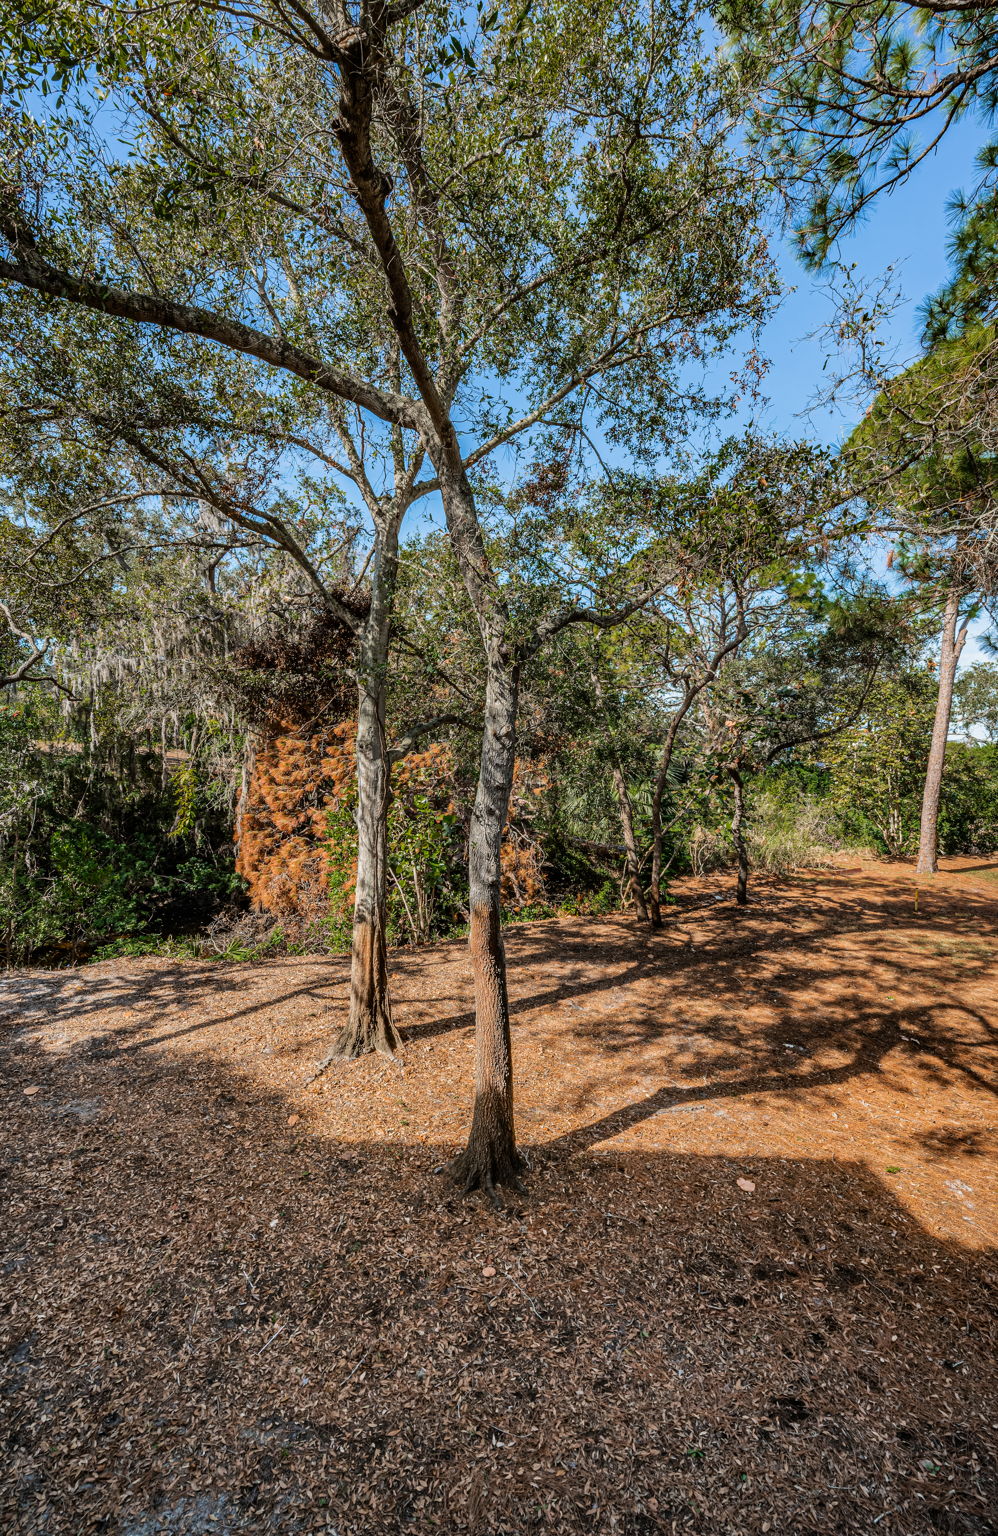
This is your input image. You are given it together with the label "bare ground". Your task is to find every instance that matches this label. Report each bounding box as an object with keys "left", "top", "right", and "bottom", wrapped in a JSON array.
[{"left": 1, "top": 857, "right": 996, "bottom": 1536}]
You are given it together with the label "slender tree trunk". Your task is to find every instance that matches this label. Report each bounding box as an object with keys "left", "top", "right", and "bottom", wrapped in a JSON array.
[
  {"left": 332, "top": 674, "right": 400, "bottom": 1057},
  {"left": 649, "top": 620, "right": 748, "bottom": 925},
  {"left": 449, "top": 661, "right": 524, "bottom": 1197},
  {"left": 434, "top": 444, "right": 523, "bottom": 1197},
  {"left": 916, "top": 586, "right": 968, "bottom": 877},
  {"left": 589, "top": 662, "right": 649, "bottom": 923},
  {"left": 729, "top": 766, "right": 748, "bottom": 905},
  {"left": 611, "top": 765, "right": 650, "bottom": 922},
  {"left": 648, "top": 698, "right": 693, "bottom": 928},
  {"left": 234, "top": 735, "right": 255, "bottom": 855},
  {"left": 327, "top": 533, "right": 402, "bottom": 1060}
]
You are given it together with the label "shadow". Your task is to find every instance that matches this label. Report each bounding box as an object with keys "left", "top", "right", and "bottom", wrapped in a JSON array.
[
  {"left": 2, "top": 1008, "right": 997, "bottom": 1536},
  {"left": 5, "top": 870, "right": 997, "bottom": 1142},
  {"left": 0, "top": 954, "right": 352, "bottom": 1060},
  {"left": 914, "top": 1126, "right": 998, "bottom": 1160}
]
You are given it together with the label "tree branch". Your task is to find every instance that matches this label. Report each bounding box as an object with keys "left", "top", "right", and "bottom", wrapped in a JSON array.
[
  {"left": 388, "top": 711, "right": 471, "bottom": 762},
  {"left": 0, "top": 210, "right": 422, "bottom": 430}
]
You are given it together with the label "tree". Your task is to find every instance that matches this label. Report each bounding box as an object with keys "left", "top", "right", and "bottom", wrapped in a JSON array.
[
  {"left": 1, "top": 600, "right": 58, "bottom": 690},
  {"left": 699, "top": 591, "right": 907, "bottom": 899},
  {"left": 924, "top": 183, "right": 998, "bottom": 345},
  {"left": 0, "top": 0, "right": 772, "bottom": 1193},
  {"left": 0, "top": 275, "right": 427, "bottom": 1059},
  {"left": 846, "top": 326, "right": 998, "bottom": 873},
  {"left": 954, "top": 659, "right": 998, "bottom": 742},
  {"left": 718, "top": 0, "right": 998, "bottom": 262},
  {"left": 720, "top": 0, "right": 998, "bottom": 878},
  {"left": 634, "top": 439, "right": 838, "bottom": 924},
  {"left": 823, "top": 670, "right": 936, "bottom": 856}
]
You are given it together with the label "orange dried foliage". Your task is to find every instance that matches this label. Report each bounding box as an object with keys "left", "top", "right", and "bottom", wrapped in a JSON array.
[
  {"left": 500, "top": 758, "right": 550, "bottom": 908},
  {"left": 237, "top": 715, "right": 549, "bottom": 926},
  {"left": 236, "top": 721, "right": 356, "bottom": 928},
  {"left": 394, "top": 742, "right": 455, "bottom": 806}
]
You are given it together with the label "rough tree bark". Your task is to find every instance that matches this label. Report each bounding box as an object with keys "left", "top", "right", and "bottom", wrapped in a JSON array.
[
  {"left": 334, "top": 677, "right": 399, "bottom": 1059},
  {"left": 448, "top": 663, "right": 525, "bottom": 1197},
  {"left": 611, "top": 764, "right": 650, "bottom": 922},
  {"left": 432, "top": 439, "right": 526, "bottom": 1196},
  {"left": 729, "top": 765, "right": 749, "bottom": 905},
  {"left": 313, "top": 529, "right": 403, "bottom": 1067},
  {"left": 916, "top": 585, "right": 969, "bottom": 876}
]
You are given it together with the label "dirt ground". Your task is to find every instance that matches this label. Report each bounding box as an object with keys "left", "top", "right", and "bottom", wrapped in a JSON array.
[{"left": 1, "top": 857, "right": 996, "bottom": 1536}]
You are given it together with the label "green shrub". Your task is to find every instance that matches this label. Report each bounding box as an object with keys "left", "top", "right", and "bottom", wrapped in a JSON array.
[
  {"left": 938, "top": 742, "right": 998, "bottom": 855},
  {"left": 746, "top": 783, "right": 842, "bottom": 871},
  {"left": 0, "top": 702, "right": 243, "bottom": 964}
]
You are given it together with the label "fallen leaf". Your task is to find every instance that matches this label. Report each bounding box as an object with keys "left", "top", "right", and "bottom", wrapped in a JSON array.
[
  {"left": 482, "top": 1266, "right": 496, "bottom": 1278},
  {"left": 287, "top": 1114, "right": 300, "bottom": 1126},
  {"left": 737, "top": 1177, "right": 756, "bottom": 1194},
  {"left": 23, "top": 1086, "right": 40, "bottom": 1097}
]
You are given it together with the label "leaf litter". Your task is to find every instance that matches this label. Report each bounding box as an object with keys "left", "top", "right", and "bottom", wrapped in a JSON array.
[{"left": 1, "top": 858, "right": 997, "bottom": 1535}]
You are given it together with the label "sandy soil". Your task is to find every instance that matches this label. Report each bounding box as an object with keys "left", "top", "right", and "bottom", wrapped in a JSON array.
[{"left": 1, "top": 857, "right": 996, "bottom": 1535}]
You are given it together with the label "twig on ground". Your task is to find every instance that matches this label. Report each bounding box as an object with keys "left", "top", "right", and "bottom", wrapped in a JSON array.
[{"left": 258, "top": 1322, "right": 290, "bottom": 1355}]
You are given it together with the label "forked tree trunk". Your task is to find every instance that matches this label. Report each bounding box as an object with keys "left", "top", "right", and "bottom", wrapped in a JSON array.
[
  {"left": 916, "top": 587, "right": 968, "bottom": 877},
  {"left": 729, "top": 766, "right": 748, "bottom": 906},
  {"left": 611, "top": 765, "right": 650, "bottom": 922},
  {"left": 648, "top": 623, "right": 748, "bottom": 926},
  {"left": 449, "top": 663, "right": 524, "bottom": 1197}
]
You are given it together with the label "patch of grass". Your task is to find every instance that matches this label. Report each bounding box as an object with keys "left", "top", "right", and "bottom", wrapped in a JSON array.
[
  {"left": 90, "top": 934, "right": 201, "bottom": 963},
  {"left": 908, "top": 935, "right": 993, "bottom": 960},
  {"left": 90, "top": 924, "right": 306, "bottom": 965}
]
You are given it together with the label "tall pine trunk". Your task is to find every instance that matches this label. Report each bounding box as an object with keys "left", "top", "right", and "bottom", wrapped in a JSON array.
[{"left": 916, "top": 586, "right": 967, "bottom": 877}]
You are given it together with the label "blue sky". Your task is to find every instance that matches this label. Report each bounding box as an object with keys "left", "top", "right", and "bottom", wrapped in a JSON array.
[
  {"left": 752, "top": 116, "right": 994, "bottom": 665},
  {"left": 755, "top": 120, "right": 990, "bottom": 444}
]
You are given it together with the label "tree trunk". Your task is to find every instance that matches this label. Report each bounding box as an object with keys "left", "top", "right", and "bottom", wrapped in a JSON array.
[
  {"left": 449, "top": 663, "right": 524, "bottom": 1197},
  {"left": 729, "top": 766, "right": 748, "bottom": 905},
  {"left": 648, "top": 697, "right": 694, "bottom": 928},
  {"left": 433, "top": 438, "right": 524, "bottom": 1196},
  {"left": 234, "top": 735, "right": 255, "bottom": 855},
  {"left": 327, "top": 534, "right": 402, "bottom": 1060},
  {"left": 611, "top": 765, "right": 650, "bottom": 922},
  {"left": 916, "top": 586, "right": 968, "bottom": 877},
  {"left": 648, "top": 623, "right": 748, "bottom": 925}
]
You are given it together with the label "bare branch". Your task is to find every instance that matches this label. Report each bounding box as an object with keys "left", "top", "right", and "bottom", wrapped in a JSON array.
[
  {"left": 387, "top": 711, "right": 471, "bottom": 762},
  {"left": 0, "top": 206, "right": 422, "bottom": 430}
]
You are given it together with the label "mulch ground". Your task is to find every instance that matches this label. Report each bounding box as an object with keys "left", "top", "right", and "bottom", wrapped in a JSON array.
[{"left": 1, "top": 857, "right": 997, "bottom": 1536}]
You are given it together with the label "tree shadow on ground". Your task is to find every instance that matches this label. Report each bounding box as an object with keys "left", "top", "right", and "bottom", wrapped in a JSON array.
[
  {"left": 3, "top": 870, "right": 996, "bottom": 1213},
  {"left": 2, "top": 1000, "right": 997, "bottom": 1536}
]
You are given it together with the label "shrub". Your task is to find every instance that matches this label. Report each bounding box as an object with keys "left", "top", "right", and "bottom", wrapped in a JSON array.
[
  {"left": 746, "top": 784, "right": 842, "bottom": 872},
  {"left": 0, "top": 702, "right": 242, "bottom": 964},
  {"left": 938, "top": 742, "right": 998, "bottom": 855}
]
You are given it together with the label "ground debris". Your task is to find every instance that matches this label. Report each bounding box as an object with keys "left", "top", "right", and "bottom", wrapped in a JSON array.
[{"left": 1, "top": 860, "right": 997, "bottom": 1534}]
